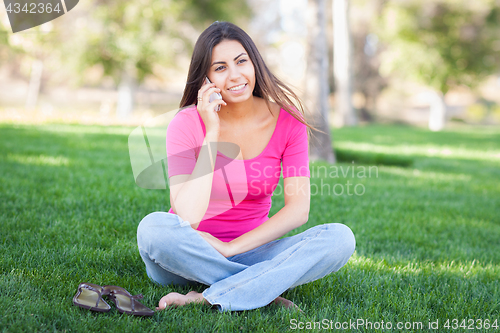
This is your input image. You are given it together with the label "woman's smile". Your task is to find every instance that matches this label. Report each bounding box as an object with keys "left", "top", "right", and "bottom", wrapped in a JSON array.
[{"left": 227, "top": 83, "right": 248, "bottom": 93}]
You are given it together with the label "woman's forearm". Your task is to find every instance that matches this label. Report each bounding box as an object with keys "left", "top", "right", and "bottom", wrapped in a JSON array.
[
  {"left": 172, "top": 132, "right": 218, "bottom": 226},
  {"left": 228, "top": 202, "right": 309, "bottom": 256}
]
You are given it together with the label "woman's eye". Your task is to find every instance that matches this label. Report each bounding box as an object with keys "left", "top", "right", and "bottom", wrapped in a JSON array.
[
  {"left": 238, "top": 59, "right": 247, "bottom": 64},
  {"left": 215, "top": 66, "right": 225, "bottom": 72}
]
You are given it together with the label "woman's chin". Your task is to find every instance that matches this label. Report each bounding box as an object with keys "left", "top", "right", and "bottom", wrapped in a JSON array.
[{"left": 224, "top": 94, "right": 253, "bottom": 105}]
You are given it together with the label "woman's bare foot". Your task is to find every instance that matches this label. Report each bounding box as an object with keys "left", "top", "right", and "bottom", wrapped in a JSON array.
[
  {"left": 156, "top": 291, "right": 209, "bottom": 310},
  {"left": 271, "top": 296, "right": 303, "bottom": 312}
]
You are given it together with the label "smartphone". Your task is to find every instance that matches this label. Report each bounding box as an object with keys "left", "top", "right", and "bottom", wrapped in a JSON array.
[{"left": 205, "top": 77, "right": 223, "bottom": 112}]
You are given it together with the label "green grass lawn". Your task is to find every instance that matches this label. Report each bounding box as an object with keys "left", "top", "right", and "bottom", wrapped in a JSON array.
[{"left": 1, "top": 122, "right": 499, "bottom": 332}]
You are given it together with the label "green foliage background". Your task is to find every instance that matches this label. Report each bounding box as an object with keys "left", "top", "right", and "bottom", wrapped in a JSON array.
[{"left": 376, "top": 0, "right": 500, "bottom": 94}]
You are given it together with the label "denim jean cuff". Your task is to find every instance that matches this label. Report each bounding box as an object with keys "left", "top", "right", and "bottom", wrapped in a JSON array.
[{"left": 202, "top": 290, "right": 224, "bottom": 312}]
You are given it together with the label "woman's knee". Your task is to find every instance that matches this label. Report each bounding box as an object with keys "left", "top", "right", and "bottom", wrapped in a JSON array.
[
  {"left": 137, "top": 212, "right": 182, "bottom": 248},
  {"left": 324, "top": 223, "right": 356, "bottom": 258}
]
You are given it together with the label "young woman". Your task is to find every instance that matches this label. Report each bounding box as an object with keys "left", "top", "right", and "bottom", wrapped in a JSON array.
[{"left": 137, "top": 21, "right": 355, "bottom": 312}]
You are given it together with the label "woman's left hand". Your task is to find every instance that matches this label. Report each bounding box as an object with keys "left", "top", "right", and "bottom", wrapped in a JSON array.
[{"left": 196, "top": 230, "right": 234, "bottom": 258}]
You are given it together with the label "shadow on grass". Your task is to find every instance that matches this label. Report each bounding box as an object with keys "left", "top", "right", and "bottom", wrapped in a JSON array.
[
  {"left": 336, "top": 148, "right": 414, "bottom": 167},
  {"left": 332, "top": 124, "right": 500, "bottom": 149}
]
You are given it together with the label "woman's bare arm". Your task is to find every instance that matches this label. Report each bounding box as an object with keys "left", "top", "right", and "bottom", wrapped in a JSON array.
[
  {"left": 169, "top": 81, "right": 225, "bottom": 228},
  {"left": 169, "top": 132, "right": 218, "bottom": 229},
  {"left": 197, "top": 176, "right": 310, "bottom": 256}
]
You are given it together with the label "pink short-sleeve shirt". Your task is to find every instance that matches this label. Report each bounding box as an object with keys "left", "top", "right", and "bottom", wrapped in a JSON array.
[{"left": 166, "top": 105, "right": 310, "bottom": 242}]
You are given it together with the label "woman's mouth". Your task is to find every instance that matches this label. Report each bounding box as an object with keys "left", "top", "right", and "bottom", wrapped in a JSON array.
[{"left": 228, "top": 83, "right": 247, "bottom": 92}]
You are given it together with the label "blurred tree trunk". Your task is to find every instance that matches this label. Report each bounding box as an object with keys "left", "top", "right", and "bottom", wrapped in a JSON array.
[
  {"left": 305, "top": 0, "right": 336, "bottom": 163},
  {"left": 25, "top": 59, "right": 43, "bottom": 111},
  {"left": 333, "top": 0, "right": 356, "bottom": 126},
  {"left": 428, "top": 90, "right": 446, "bottom": 131},
  {"left": 116, "top": 68, "right": 136, "bottom": 118}
]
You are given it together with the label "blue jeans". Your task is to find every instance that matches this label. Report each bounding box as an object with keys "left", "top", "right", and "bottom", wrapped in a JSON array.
[{"left": 137, "top": 212, "right": 355, "bottom": 312}]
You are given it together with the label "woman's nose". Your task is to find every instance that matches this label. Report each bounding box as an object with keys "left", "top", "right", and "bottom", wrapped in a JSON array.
[{"left": 227, "top": 66, "right": 241, "bottom": 80}]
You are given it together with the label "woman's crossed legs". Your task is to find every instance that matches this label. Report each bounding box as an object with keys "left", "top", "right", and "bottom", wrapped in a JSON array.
[{"left": 137, "top": 212, "right": 355, "bottom": 312}]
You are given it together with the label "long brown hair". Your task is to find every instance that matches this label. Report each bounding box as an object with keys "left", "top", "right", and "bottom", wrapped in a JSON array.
[{"left": 180, "top": 21, "right": 318, "bottom": 133}]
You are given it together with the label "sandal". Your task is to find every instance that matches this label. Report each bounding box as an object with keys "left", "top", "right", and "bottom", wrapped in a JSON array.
[
  {"left": 103, "top": 285, "right": 154, "bottom": 316},
  {"left": 72, "top": 283, "right": 112, "bottom": 312}
]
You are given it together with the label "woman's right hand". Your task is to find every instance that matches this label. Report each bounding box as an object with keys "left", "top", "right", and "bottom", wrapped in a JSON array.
[{"left": 196, "top": 82, "right": 226, "bottom": 137}]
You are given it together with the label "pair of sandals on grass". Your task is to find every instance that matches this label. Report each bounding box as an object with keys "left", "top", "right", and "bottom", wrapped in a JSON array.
[{"left": 72, "top": 283, "right": 154, "bottom": 316}]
